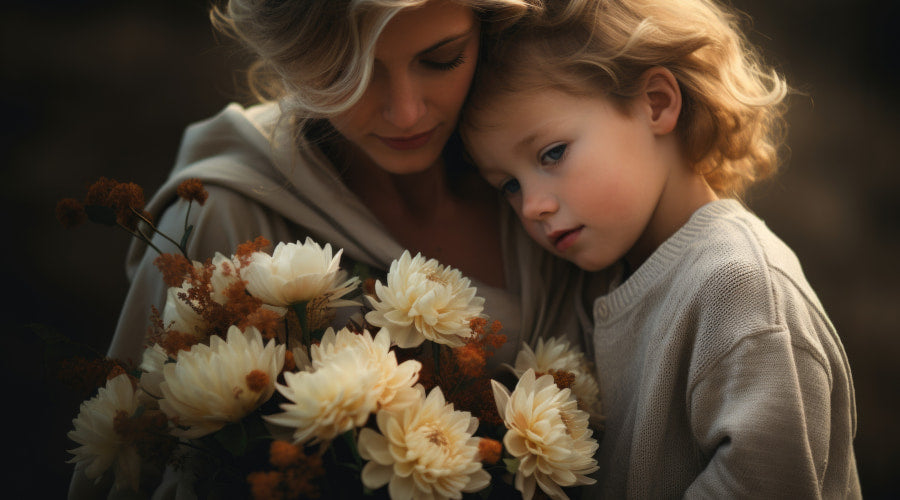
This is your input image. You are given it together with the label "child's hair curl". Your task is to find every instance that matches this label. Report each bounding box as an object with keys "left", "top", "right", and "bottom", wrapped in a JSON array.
[{"left": 463, "top": 0, "right": 790, "bottom": 198}]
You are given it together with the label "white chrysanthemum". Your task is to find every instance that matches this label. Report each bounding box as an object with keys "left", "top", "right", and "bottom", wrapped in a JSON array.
[
  {"left": 265, "top": 328, "right": 421, "bottom": 444},
  {"left": 240, "top": 237, "right": 360, "bottom": 308},
  {"left": 139, "top": 343, "right": 170, "bottom": 400},
  {"left": 492, "top": 370, "right": 599, "bottom": 500},
  {"left": 162, "top": 280, "right": 207, "bottom": 337},
  {"left": 365, "top": 251, "right": 485, "bottom": 348},
  {"left": 208, "top": 252, "right": 242, "bottom": 304},
  {"left": 67, "top": 374, "right": 142, "bottom": 492},
  {"left": 158, "top": 326, "right": 285, "bottom": 438},
  {"left": 511, "top": 338, "right": 603, "bottom": 420},
  {"left": 358, "top": 386, "right": 490, "bottom": 500}
]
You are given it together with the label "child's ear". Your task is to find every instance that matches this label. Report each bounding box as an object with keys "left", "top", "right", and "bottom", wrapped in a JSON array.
[{"left": 640, "top": 67, "right": 681, "bottom": 135}]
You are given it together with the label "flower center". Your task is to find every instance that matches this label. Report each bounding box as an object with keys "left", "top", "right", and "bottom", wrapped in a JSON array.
[
  {"left": 246, "top": 370, "right": 270, "bottom": 393},
  {"left": 425, "top": 270, "right": 448, "bottom": 285},
  {"left": 426, "top": 427, "right": 449, "bottom": 448}
]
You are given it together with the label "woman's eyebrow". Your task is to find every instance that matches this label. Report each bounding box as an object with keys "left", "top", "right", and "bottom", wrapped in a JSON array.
[{"left": 416, "top": 26, "right": 476, "bottom": 56}]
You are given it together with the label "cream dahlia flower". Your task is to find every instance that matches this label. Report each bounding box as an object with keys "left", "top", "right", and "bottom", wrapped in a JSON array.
[
  {"left": 492, "top": 370, "right": 599, "bottom": 500},
  {"left": 161, "top": 254, "right": 240, "bottom": 336},
  {"left": 365, "top": 251, "right": 484, "bottom": 348},
  {"left": 240, "top": 237, "right": 359, "bottom": 308},
  {"left": 67, "top": 374, "right": 142, "bottom": 492},
  {"left": 358, "top": 386, "right": 490, "bottom": 500},
  {"left": 265, "top": 328, "right": 421, "bottom": 444},
  {"left": 162, "top": 280, "right": 207, "bottom": 337},
  {"left": 510, "top": 338, "right": 603, "bottom": 420},
  {"left": 158, "top": 326, "right": 285, "bottom": 438},
  {"left": 138, "top": 343, "right": 170, "bottom": 400}
]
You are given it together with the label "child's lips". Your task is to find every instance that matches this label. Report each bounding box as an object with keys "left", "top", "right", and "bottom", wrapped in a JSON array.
[{"left": 548, "top": 226, "right": 583, "bottom": 252}]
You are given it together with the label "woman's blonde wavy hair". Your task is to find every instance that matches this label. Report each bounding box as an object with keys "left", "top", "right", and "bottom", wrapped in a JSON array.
[
  {"left": 462, "top": 0, "right": 790, "bottom": 198},
  {"left": 210, "top": 0, "right": 537, "bottom": 135}
]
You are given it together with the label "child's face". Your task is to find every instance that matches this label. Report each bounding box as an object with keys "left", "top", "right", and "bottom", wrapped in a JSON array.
[{"left": 463, "top": 87, "right": 678, "bottom": 271}]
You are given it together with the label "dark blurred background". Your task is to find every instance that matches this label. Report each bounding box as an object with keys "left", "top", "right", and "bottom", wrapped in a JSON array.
[{"left": 2, "top": 0, "right": 897, "bottom": 497}]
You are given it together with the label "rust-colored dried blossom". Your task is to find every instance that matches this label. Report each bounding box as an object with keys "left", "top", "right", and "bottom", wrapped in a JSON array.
[
  {"left": 55, "top": 356, "right": 132, "bottom": 397},
  {"left": 283, "top": 465, "right": 323, "bottom": 499},
  {"left": 56, "top": 198, "right": 87, "bottom": 228},
  {"left": 269, "top": 441, "right": 302, "bottom": 468},
  {"left": 243, "top": 306, "right": 283, "bottom": 340},
  {"left": 159, "top": 330, "right": 202, "bottom": 356},
  {"left": 247, "top": 471, "right": 284, "bottom": 500},
  {"left": 394, "top": 321, "right": 506, "bottom": 425},
  {"left": 283, "top": 351, "right": 297, "bottom": 372},
  {"left": 362, "top": 278, "right": 377, "bottom": 297},
  {"left": 107, "top": 182, "right": 146, "bottom": 230},
  {"left": 538, "top": 369, "right": 576, "bottom": 391},
  {"left": 247, "top": 441, "right": 324, "bottom": 499},
  {"left": 84, "top": 177, "right": 118, "bottom": 206},
  {"left": 154, "top": 253, "right": 195, "bottom": 288},
  {"left": 478, "top": 438, "right": 502, "bottom": 464},
  {"left": 176, "top": 178, "right": 208, "bottom": 205},
  {"left": 246, "top": 370, "right": 269, "bottom": 392},
  {"left": 113, "top": 409, "right": 177, "bottom": 466},
  {"left": 234, "top": 236, "right": 271, "bottom": 267}
]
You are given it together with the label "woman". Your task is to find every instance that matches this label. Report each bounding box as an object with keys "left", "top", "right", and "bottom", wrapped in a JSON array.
[
  {"left": 107, "top": 0, "right": 593, "bottom": 374},
  {"left": 71, "top": 1, "right": 595, "bottom": 497}
]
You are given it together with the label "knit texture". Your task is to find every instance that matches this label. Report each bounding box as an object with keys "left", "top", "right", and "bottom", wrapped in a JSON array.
[{"left": 588, "top": 199, "right": 860, "bottom": 499}]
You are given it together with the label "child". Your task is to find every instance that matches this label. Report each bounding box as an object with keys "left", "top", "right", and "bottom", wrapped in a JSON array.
[{"left": 461, "top": 0, "right": 861, "bottom": 497}]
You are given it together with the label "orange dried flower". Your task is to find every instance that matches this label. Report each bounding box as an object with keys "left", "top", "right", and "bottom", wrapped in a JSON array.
[
  {"left": 160, "top": 330, "right": 201, "bottom": 356},
  {"left": 107, "top": 182, "right": 146, "bottom": 230},
  {"left": 478, "top": 438, "right": 502, "bottom": 464},
  {"left": 55, "top": 356, "right": 131, "bottom": 397},
  {"left": 234, "top": 236, "right": 271, "bottom": 267},
  {"left": 176, "top": 178, "right": 208, "bottom": 205},
  {"left": 246, "top": 370, "right": 269, "bottom": 393},
  {"left": 84, "top": 176, "right": 118, "bottom": 206},
  {"left": 113, "top": 409, "right": 177, "bottom": 466},
  {"left": 283, "top": 351, "right": 297, "bottom": 372},
  {"left": 247, "top": 471, "right": 284, "bottom": 500},
  {"left": 268, "top": 440, "right": 301, "bottom": 468},
  {"left": 153, "top": 253, "right": 195, "bottom": 287},
  {"left": 56, "top": 198, "right": 87, "bottom": 228},
  {"left": 539, "top": 369, "right": 576, "bottom": 391},
  {"left": 242, "top": 306, "right": 282, "bottom": 340}
]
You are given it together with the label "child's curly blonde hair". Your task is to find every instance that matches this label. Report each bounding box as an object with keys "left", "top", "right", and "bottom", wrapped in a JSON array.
[{"left": 463, "top": 0, "right": 789, "bottom": 198}]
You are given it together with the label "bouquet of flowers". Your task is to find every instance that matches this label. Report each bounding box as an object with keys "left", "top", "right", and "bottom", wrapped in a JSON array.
[{"left": 57, "top": 178, "right": 604, "bottom": 500}]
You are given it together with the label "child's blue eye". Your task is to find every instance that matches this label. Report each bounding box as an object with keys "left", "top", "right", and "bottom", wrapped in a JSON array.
[
  {"left": 500, "top": 178, "right": 521, "bottom": 195},
  {"left": 540, "top": 144, "right": 567, "bottom": 164}
]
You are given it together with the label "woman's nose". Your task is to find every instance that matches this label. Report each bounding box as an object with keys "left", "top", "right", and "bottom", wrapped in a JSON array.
[{"left": 381, "top": 71, "right": 427, "bottom": 130}]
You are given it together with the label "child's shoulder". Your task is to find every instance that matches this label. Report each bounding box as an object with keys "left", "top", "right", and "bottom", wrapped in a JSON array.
[{"left": 676, "top": 200, "right": 833, "bottom": 364}]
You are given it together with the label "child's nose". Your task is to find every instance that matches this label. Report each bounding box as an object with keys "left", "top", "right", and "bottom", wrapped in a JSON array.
[{"left": 521, "top": 189, "right": 558, "bottom": 220}]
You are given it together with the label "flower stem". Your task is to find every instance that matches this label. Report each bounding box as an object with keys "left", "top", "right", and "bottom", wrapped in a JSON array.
[{"left": 131, "top": 207, "right": 189, "bottom": 258}]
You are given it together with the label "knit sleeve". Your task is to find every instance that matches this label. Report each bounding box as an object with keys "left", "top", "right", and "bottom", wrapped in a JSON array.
[{"left": 685, "top": 327, "right": 833, "bottom": 498}]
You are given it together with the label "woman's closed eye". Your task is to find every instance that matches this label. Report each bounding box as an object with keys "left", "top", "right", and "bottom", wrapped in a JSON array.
[
  {"left": 540, "top": 143, "right": 567, "bottom": 165},
  {"left": 421, "top": 53, "right": 466, "bottom": 71}
]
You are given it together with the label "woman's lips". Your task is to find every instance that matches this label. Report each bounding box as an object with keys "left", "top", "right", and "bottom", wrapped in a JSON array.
[
  {"left": 377, "top": 128, "right": 436, "bottom": 150},
  {"left": 550, "top": 226, "right": 583, "bottom": 252}
]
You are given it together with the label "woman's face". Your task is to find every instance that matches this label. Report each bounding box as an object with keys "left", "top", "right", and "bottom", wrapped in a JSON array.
[{"left": 328, "top": 0, "right": 480, "bottom": 175}]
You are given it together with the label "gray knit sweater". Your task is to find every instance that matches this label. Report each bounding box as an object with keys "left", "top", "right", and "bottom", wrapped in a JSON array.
[{"left": 588, "top": 199, "right": 860, "bottom": 498}]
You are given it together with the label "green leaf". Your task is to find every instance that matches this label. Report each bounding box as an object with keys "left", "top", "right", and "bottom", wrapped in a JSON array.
[
  {"left": 503, "top": 457, "right": 520, "bottom": 475},
  {"left": 179, "top": 224, "right": 194, "bottom": 250},
  {"left": 214, "top": 421, "right": 248, "bottom": 456}
]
